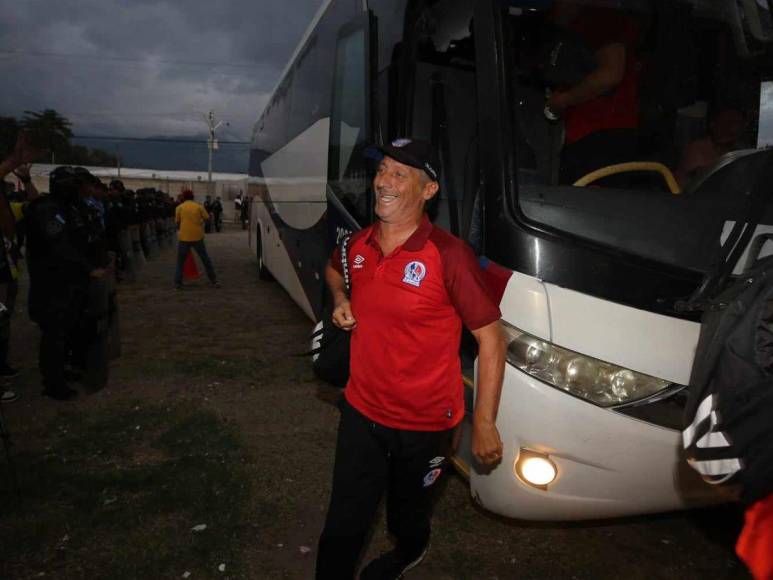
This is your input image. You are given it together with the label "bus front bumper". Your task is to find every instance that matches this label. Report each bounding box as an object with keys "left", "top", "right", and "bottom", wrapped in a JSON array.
[{"left": 459, "top": 365, "right": 722, "bottom": 521}]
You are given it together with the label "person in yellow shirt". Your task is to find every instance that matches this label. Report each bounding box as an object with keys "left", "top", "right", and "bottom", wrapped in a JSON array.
[{"left": 174, "top": 190, "right": 219, "bottom": 290}]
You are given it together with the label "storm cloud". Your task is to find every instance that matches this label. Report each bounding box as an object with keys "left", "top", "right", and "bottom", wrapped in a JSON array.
[{"left": 0, "top": 0, "right": 323, "bottom": 143}]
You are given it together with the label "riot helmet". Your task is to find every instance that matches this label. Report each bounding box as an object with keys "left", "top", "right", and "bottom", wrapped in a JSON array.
[{"left": 49, "top": 166, "right": 81, "bottom": 201}]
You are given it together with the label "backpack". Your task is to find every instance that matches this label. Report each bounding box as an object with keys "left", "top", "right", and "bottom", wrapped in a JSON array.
[
  {"left": 682, "top": 148, "right": 773, "bottom": 505},
  {"left": 309, "top": 236, "right": 351, "bottom": 388},
  {"left": 682, "top": 255, "right": 773, "bottom": 505}
]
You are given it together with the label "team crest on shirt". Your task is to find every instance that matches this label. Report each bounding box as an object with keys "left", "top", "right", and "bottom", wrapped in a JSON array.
[
  {"left": 402, "top": 261, "right": 427, "bottom": 287},
  {"left": 423, "top": 468, "right": 442, "bottom": 488},
  {"left": 353, "top": 254, "right": 365, "bottom": 269}
]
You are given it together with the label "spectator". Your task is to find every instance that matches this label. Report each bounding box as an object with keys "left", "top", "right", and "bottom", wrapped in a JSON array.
[
  {"left": 240, "top": 195, "right": 250, "bottom": 230},
  {"left": 0, "top": 131, "right": 43, "bottom": 404},
  {"left": 10, "top": 163, "right": 38, "bottom": 252},
  {"left": 203, "top": 195, "right": 214, "bottom": 233},
  {"left": 174, "top": 189, "right": 219, "bottom": 290},
  {"left": 234, "top": 192, "right": 243, "bottom": 217}
]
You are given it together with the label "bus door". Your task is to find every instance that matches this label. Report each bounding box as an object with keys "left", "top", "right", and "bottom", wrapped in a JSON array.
[
  {"left": 396, "top": 0, "right": 481, "bottom": 250},
  {"left": 393, "top": 0, "right": 496, "bottom": 454},
  {"left": 326, "top": 11, "right": 377, "bottom": 252}
]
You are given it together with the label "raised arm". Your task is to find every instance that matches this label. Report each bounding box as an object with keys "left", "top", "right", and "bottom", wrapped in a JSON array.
[
  {"left": 13, "top": 164, "right": 39, "bottom": 200},
  {"left": 0, "top": 130, "right": 45, "bottom": 181}
]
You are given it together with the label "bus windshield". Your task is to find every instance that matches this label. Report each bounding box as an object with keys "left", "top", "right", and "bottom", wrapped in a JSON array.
[{"left": 507, "top": 0, "right": 773, "bottom": 275}]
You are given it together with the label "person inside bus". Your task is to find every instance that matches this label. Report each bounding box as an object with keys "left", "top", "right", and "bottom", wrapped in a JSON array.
[
  {"left": 544, "top": 0, "right": 641, "bottom": 185},
  {"left": 675, "top": 107, "right": 746, "bottom": 188}
]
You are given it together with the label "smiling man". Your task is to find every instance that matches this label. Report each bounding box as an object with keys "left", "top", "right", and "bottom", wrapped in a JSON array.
[{"left": 315, "top": 138, "right": 506, "bottom": 580}]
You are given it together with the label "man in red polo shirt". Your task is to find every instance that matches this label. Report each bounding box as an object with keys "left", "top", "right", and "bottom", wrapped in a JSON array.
[
  {"left": 315, "top": 139, "right": 505, "bottom": 579},
  {"left": 546, "top": 1, "right": 640, "bottom": 185}
]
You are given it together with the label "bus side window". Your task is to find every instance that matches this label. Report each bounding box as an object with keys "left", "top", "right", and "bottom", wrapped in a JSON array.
[{"left": 327, "top": 13, "right": 374, "bottom": 228}]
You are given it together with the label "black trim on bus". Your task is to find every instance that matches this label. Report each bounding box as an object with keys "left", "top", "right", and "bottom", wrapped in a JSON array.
[{"left": 614, "top": 386, "right": 689, "bottom": 431}]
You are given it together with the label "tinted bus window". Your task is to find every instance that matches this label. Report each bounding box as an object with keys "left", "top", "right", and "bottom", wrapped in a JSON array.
[
  {"left": 328, "top": 16, "right": 371, "bottom": 226},
  {"left": 404, "top": 0, "right": 477, "bottom": 242},
  {"left": 508, "top": 0, "right": 773, "bottom": 273}
]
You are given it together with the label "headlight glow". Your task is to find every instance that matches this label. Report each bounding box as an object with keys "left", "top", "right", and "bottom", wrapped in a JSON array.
[
  {"left": 520, "top": 457, "right": 557, "bottom": 486},
  {"left": 502, "top": 322, "right": 672, "bottom": 407},
  {"left": 514, "top": 449, "right": 557, "bottom": 489}
]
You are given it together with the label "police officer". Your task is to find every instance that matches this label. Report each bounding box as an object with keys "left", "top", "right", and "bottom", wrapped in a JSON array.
[
  {"left": 212, "top": 196, "right": 223, "bottom": 232},
  {"left": 25, "top": 167, "right": 107, "bottom": 400}
]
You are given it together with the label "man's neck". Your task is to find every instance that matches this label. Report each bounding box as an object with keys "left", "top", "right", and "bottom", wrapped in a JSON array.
[{"left": 377, "top": 214, "right": 423, "bottom": 254}]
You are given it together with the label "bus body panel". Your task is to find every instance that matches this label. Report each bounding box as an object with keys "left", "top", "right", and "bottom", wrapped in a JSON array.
[
  {"left": 255, "top": 207, "right": 317, "bottom": 320},
  {"left": 464, "top": 276, "right": 714, "bottom": 519},
  {"left": 253, "top": 118, "right": 331, "bottom": 320},
  {"left": 468, "top": 364, "right": 718, "bottom": 521},
  {"left": 543, "top": 285, "right": 701, "bottom": 386},
  {"left": 260, "top": 118, "right": 330, "bottom": 231},
  {"left": 498, "top": 271, "right": 552, "bottom": 342}
]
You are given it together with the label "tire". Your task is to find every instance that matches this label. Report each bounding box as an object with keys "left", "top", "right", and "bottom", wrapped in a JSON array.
[{"left": 256, "top": 230, "right": 273, "bottom": 281}]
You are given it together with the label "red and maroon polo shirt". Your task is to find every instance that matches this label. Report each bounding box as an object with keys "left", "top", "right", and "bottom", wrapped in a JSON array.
[
  {"left": 564, "top": 7, "right": 639, "bottom": 145},
  {"left": 331, "top": 215, "right": 501, "bottom": 431}
]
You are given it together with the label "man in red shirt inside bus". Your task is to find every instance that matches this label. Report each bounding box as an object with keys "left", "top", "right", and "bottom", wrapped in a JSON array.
[
  {"left": 315, "top": 138, "right": 506, "bottom": 580},
  {"left": 546, "top": 1, "right": 640, "bottom": 185}
]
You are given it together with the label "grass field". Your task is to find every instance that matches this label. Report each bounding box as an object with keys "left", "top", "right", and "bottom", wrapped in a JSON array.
[{"left": 0, "top": 402, "right": 251, "bottom": 579}]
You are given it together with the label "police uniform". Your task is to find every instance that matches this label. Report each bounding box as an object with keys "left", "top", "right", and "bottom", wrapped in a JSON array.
[
  {"left": 26, "top": 168, "right": 104, "bottom": 399},
  {"left": 316, "top": 215, "right": 501, "bottom": 578}
]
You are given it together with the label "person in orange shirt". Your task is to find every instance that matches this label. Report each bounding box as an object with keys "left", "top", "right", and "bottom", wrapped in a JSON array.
[{"left": 174, "top": 189, "right": 219, "bottom": 290}]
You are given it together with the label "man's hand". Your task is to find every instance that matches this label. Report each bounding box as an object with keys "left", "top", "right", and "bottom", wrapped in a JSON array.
[
  {"left": 331, "top": 299, "right": 356, "bottom": 331},
  {"left": 10, "top": 130, "right": 45, "bottom": 167},
  {"left": 472, "top": 417, "right": 503, "bottom": 467},
  {"left": 13, "top": 163, "right": 31, "bottom": 182},
  {"left": 546, "top": 90, "right": 571, "bottom": 116}
]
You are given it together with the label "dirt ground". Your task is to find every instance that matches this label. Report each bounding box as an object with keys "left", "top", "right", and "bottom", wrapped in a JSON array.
[{"left": 0, "top": 226, "right": 752, "bottom": 579}]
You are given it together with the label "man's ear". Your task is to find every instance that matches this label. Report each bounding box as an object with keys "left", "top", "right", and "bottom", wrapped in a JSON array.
[{"left": 422, "top": 181, "right": 439, "bottom": 201}]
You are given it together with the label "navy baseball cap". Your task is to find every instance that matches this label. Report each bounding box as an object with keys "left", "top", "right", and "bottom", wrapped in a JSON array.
[{"left": 365, "top": 138, "right": 440, "bottom": 182}]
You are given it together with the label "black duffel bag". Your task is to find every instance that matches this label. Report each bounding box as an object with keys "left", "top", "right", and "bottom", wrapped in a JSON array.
[{"left": 310, "top": 236, "right": 351, "bottom": 388}]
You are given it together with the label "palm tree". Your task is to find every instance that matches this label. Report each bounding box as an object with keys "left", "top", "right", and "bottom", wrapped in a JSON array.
[{"left": 21, "top": 109, "right": 73, "bottom": 164}]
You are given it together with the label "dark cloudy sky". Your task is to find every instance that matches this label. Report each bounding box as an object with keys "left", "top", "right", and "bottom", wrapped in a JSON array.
[{"left": 0, "top": 0, "right": 324, "bottom": 170}]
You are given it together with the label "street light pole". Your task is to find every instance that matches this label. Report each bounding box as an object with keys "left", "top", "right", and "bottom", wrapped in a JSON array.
[{"left": 203, "top": 111, "right": 223, "bottom": 197}]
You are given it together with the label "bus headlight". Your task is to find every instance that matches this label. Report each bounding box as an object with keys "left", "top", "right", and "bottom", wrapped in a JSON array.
[
  {"left": 502, "top": 322, "right": 672, "bottom": 407},
  {"left": 515, "top": 449, "right": 557, "bottom": 489}
]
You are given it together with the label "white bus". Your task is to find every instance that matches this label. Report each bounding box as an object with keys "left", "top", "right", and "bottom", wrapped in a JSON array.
[{"left": 247, "top": 0, "right": 773, "bottom": 520}]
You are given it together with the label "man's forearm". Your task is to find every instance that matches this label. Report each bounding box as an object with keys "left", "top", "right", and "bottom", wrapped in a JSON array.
[
  {"left": 22, "top": 180, "right": 38, "bottom": 200},
  {"left": 473, "top": 323, "right": 506, "bottom": 424},
  {"left": 0, "top": 159, "right": 16, "bottom": 180},
  {"left": 551, "top": 43, "right": 626, "bottom": 111},
  {"left": 325, "top": 263, "right": 348, "bottom": 305}
]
